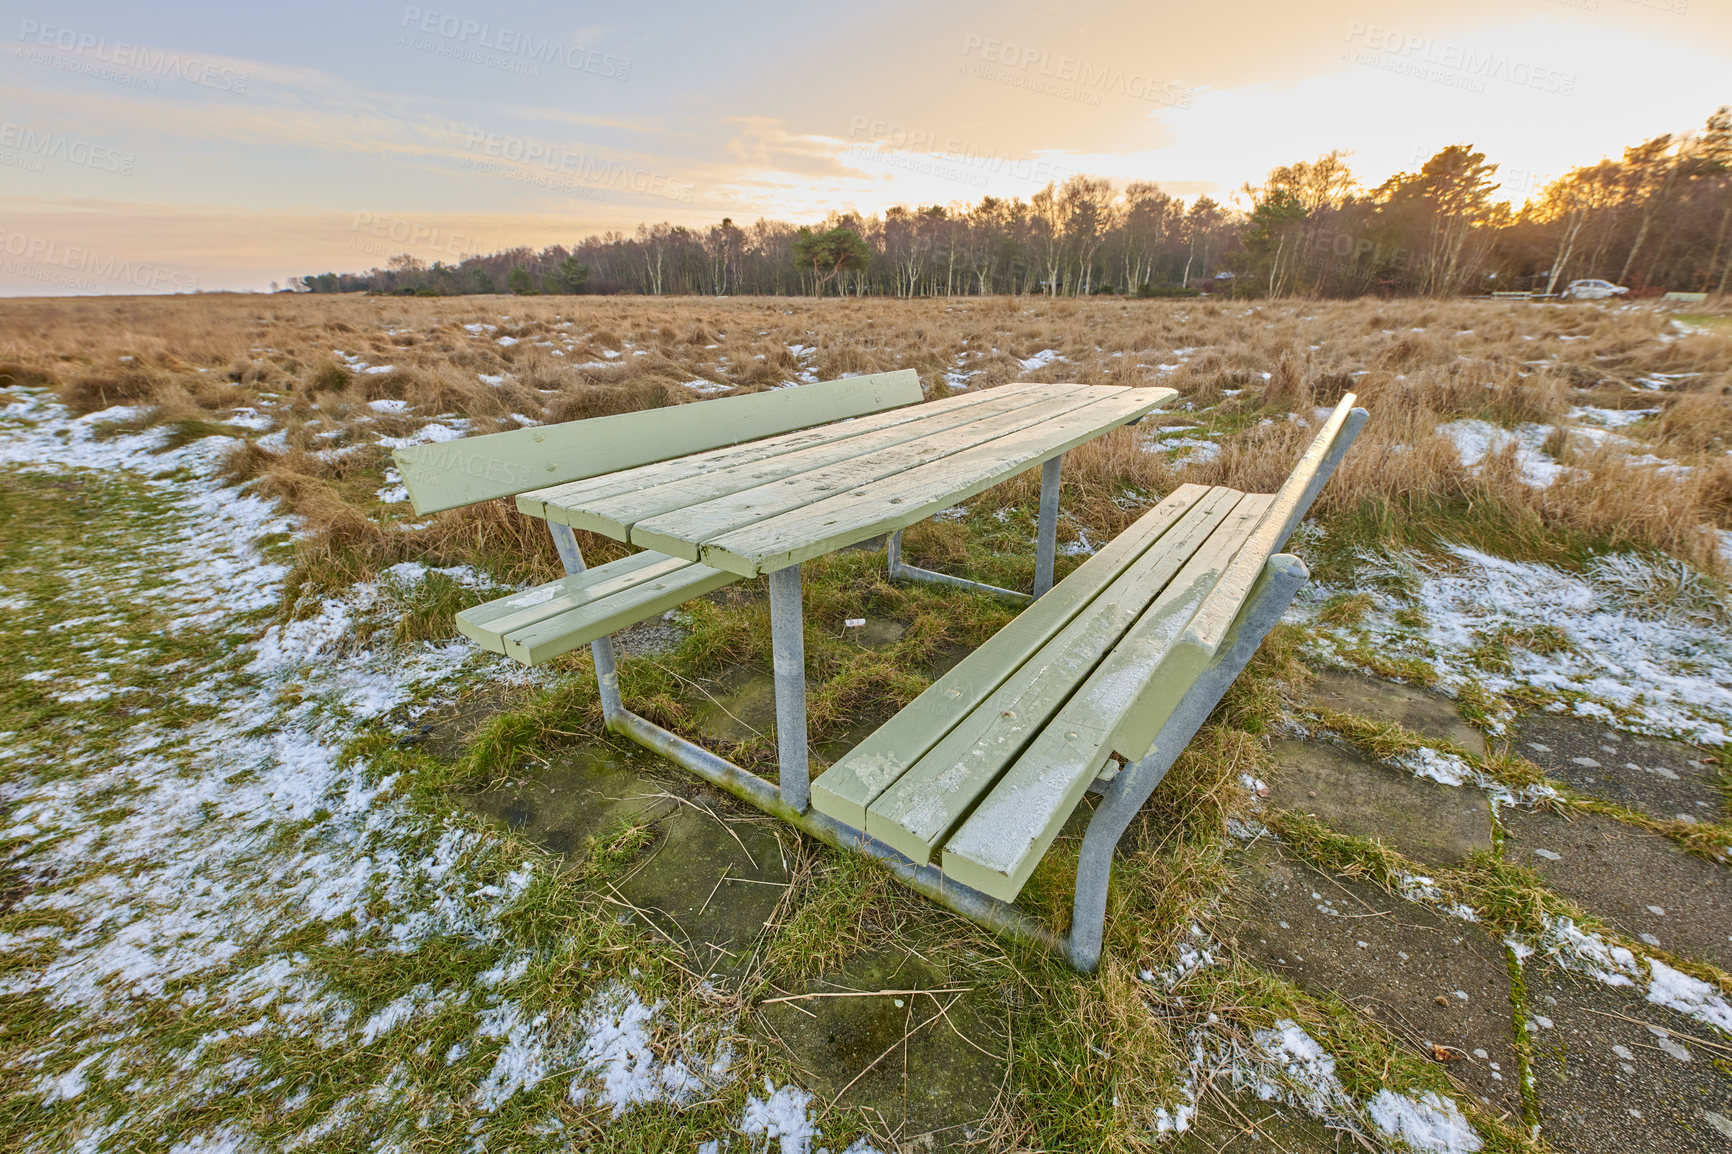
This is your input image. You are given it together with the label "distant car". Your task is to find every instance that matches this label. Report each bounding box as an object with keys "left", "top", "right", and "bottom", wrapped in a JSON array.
[{"left": 1561, "top": 279, "right": 1629, "bottom": 300}]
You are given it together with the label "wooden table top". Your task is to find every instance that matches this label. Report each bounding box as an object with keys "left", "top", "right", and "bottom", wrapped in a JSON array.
[{"left": 517, "top": 382, "right": 1174, "bottom": 576}]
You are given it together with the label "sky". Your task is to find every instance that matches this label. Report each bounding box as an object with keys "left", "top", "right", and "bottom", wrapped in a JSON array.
[{"left": 0, "top": 0, "right": 1726, "bottom": 295}]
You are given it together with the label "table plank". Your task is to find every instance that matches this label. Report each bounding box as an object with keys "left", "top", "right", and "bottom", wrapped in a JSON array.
[
  {"left": 629, "top": 386, "right": 1117, "bottom": 559},
  {"left": 939, "top": 493, "right": 1274, "bottom": 901},
  {"left": 552, "top": 383, "right": 1081, "bottom": 539},
  {"left": 698, "top": 387, "right": 1174, "bottom": 575},
  {"left": 516, "top": 382, "right": 1047, "bottom": 521}
]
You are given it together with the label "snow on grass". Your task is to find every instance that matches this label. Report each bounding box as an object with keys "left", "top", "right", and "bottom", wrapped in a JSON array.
[
  {"left": 1398, "top": 747, "right": 1558, "bottom": 808},
  {"left": 1436, "top": 419, "right": 1566, "bottom": 488},
  {"left": 1017, "top": 349, "right": 1063, "bottom": 372},
  {"left": 568, "top": 984, "right": 725, "bottom": 1118},
  {"left": 375, "top": 421, "right": 469, "bottom": 450},
  {"left": 1569, "top": 405, "right": 1657, "bottom": 429},
  {"left": 0, "top": 389, "right": 776, "bottom": 1150},
  {"left": 741, "top": 1081, "right": 818, "bottom": 1154},
  {"left": 1367, "top": 1089, "right": 1482, "bottom": 1154},
  {"left": 1145, "top": 434, "right": 1220, "bottom": 464},
  {"left": 943, "top": 364, "right": 978, "bottom": 391},
  {"left": 1299, "top": 544, "right": 1732, "bottom": 745}
]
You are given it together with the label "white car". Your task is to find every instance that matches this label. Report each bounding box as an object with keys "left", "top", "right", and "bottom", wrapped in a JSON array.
[{"left": 1561, "top": 278, "right": 1629, "bottom": 300}]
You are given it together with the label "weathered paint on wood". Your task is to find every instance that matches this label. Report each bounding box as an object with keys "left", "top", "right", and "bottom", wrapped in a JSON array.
[
  {"left": 396, "top": 369, "right": 923, "bottom": 515},
  {"left": 808, "top": 485, "right": 1214, "bottom": 829},
  {"left": 517, "top": 383, "right": 1039, "bottom": 522},
  {"left": 630, "top": 387, "right": 1115, "bottom": 559},
  {"left": 1180, "top": 395, "right": 1356, "bottom": 655},
  {"left": 862, "top": 489, "right": 1244, "bottom": 864},
  {"left": 698, "top": 388, "right": 1173, "bottom": 574},
  {"left": 939, "top": 494, "right": 1274, "bottom": 901},
  {"left": 455, "top": 551, "right": 736, "bottom": 665},
  {"left": 548, "top": 384, "right": 1079, "bottom": 540}
]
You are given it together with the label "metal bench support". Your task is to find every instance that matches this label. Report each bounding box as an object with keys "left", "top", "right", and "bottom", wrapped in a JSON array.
[
  {"left": 767, "top": 563, "right": 810, "bottom": 812},
  {"left": 548, "top": 523, "right": 623, "bottom": 723},
  {"left": 1065, "top": 553, "right": 1309, "bottom": 972}
]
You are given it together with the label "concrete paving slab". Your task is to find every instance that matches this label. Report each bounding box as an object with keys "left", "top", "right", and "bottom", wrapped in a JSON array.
[
  {"left": 756, "top": 951, "right": 1007, "bottom": 1148},
  {"left": 1220, "top": 838, "right": 1521, "bottom": 1117},
  {"left": 1500, "top": 806, "right": 1732, "bottom": 972},
  {"left": 1306, "top": 669, "right": 1487, "bottom": 755},
  {"left": 1267, "top": 738, "right": 1492, "bottom": 868},
  {"left": 1525, "top": 963, "right": 1732, "bottom": 1153},
  {"left": 1512, "top": 716, "right": 1724, "bottom": 824}
]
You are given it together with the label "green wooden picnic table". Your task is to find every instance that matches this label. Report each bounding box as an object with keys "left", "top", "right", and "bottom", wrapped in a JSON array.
[
  {"left": 398, "top": 372, "right": 1365, "bottom": 969},
  {"left": 511, "top": 380, "right": 1173, "bottom": 813}
]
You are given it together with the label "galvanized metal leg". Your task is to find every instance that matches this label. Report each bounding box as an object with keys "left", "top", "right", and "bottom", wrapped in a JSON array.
[
  {"left": 767, "top": 563, "right": 810, "bottom": 812},
  {"left": 548, "top": 522, "right": 623, "bottom": 723},
  {"left": 1033, "top": 454, "right": 1062, "bottom": 599},
  {"left": 1065, "top": 553, "right": 1311, "bottom": 972}
]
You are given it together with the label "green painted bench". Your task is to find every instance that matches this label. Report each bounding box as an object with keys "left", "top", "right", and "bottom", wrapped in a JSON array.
[
  {"left": 395, "top": 370, "right": 926, "bottom": 666},
  {"left": 811, "top": 395, "right": 1366, "bottom": 968}
]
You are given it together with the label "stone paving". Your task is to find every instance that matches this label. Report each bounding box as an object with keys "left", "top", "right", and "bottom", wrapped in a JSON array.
[
  {"left": 455, "top": 666, "right": 1730, "bottom": 1151},
  {"left": 1499, "top": 806, "right": 1732, "bottom": 972},
  {"left": 1511, "top": 716, "right": 1724, "bottom": 824},
  {"left": 1266, "top": 738, "right": 1492, "bottom": 868},
  {"left": 1220, "top": 838, "right": 1521, "bottom": 1117},
  {"left": 1232, "top": 670, "right": 1732, "bottom": 1153}
]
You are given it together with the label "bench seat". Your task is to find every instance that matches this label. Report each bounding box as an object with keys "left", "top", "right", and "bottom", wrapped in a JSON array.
[
  {"left": 811, "top": 395, "right": 1365, "bottom": 902},
  {"left": 456, "top": 550, "right": 737, "bottom": 666}
]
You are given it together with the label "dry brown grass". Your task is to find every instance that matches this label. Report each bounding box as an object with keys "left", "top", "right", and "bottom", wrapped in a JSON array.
[{"left": 2, "top": 292, "right": 1727, "bottom": 581}]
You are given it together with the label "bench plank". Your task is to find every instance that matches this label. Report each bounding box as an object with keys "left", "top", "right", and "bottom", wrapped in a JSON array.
[
  {"left": 630, "top": 387, "right": 1115, "bottom": 558},
  {"left": 455, "top": 552, "right": 735, "bottom": 666},
  {"left": 863, "top": 489, "right": 1246, "bottom": 864},
  {"left": 809, "top": 484, "right": 1217, "bottom": 829},
  {"left": 698, "top": 387, "right": 1174, "bottom": 575},
  {"left": 940, "top": 493, "right": 1274, "bottom": 901},
  {"left": 518, "top": 383, "right": 1046, "bottom": 521},
  {"left": 396, "top": 369, "right": 923, "bottom": 515},
  {"left": 553, "top": 383, "right": 1081, "bottom": 539}
]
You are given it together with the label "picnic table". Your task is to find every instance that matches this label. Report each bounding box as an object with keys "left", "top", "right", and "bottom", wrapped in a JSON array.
[
  {"left": 513, "top": 379, "right": 1169, "bottom": 808},
  {"left": 396, "top": 371, "right": 1365, "bottom": 969}
]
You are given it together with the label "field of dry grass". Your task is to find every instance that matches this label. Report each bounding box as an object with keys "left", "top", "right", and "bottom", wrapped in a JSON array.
[
  {"left": 3, "top": 291, "right": 1728, "bottom": 590},
  {"left": 2, "top": 292, "right": 1730, "bottom": 1153}
]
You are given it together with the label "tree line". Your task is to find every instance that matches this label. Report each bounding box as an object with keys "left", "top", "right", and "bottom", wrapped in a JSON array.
[{"left": 296, "top": 107, "right": 1732, "bottom": 300}]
